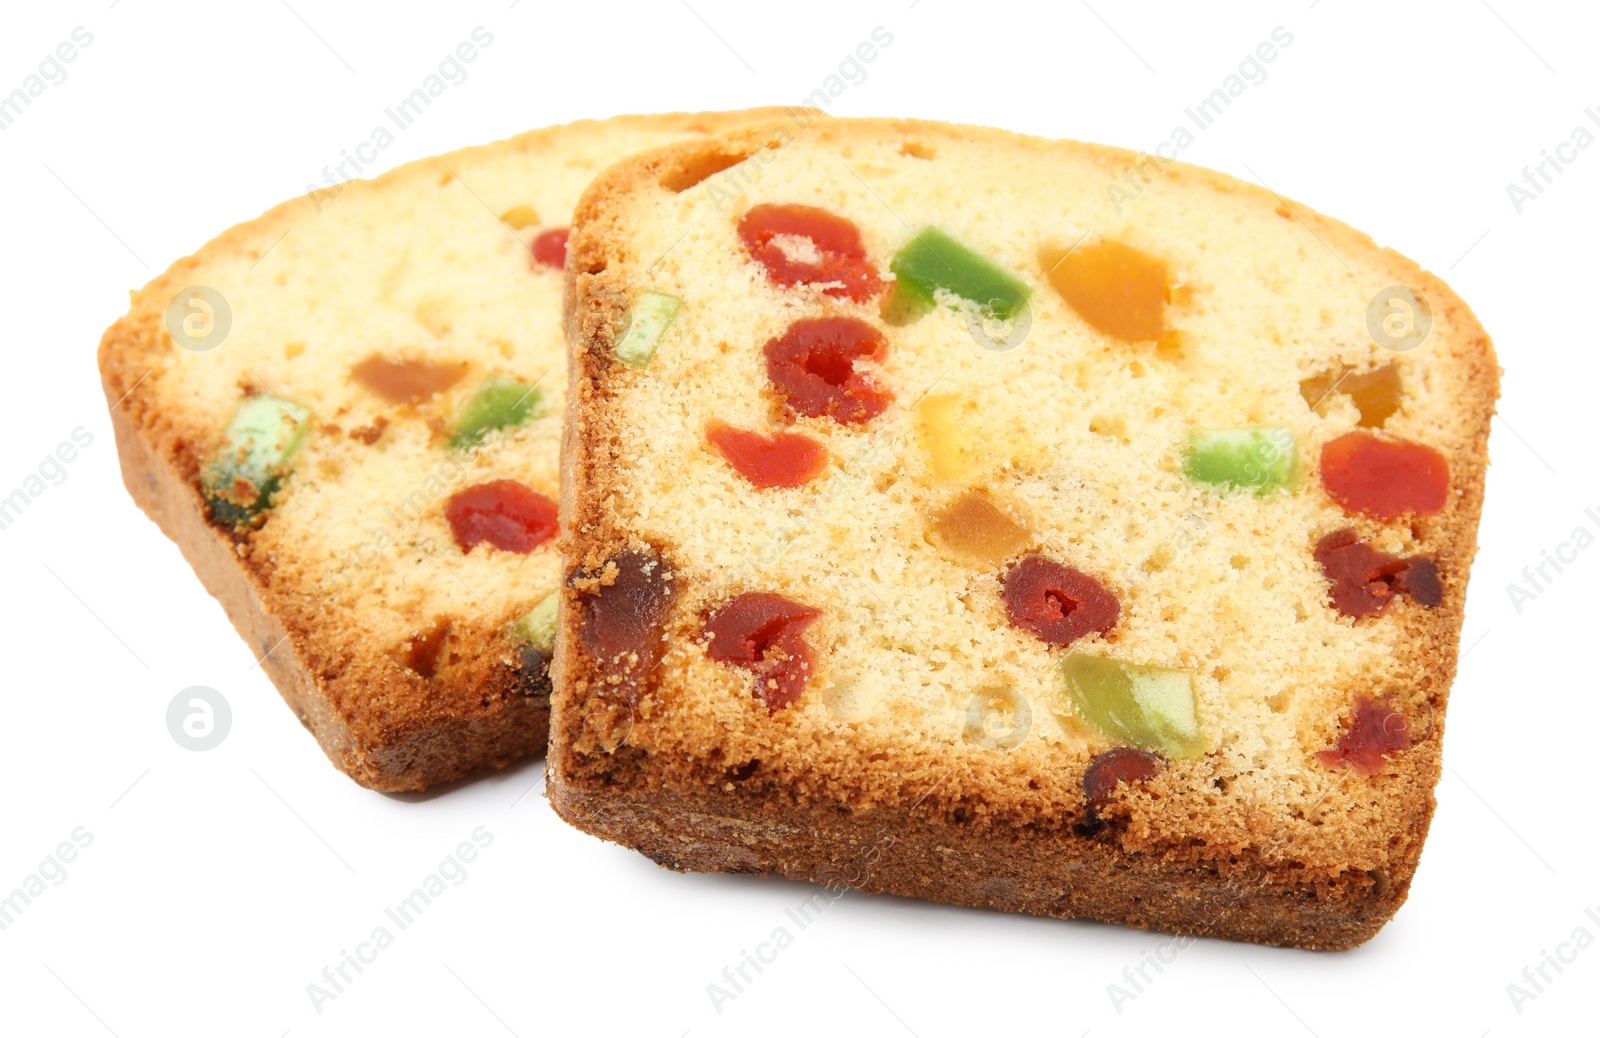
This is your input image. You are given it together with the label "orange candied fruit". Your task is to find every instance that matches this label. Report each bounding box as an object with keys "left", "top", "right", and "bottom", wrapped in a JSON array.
[
  {"left": 350, "top": 355, "right": 468, "bottom": 404},
  {"left": 929, "top": 490, "right": 1031, "bottom": 567},
  {"left": 1301, "top": 363, "right": 1403, "bottom": 428},
  {"left": 1040, "top": 239, "right": 1171, "bottom": 343}
]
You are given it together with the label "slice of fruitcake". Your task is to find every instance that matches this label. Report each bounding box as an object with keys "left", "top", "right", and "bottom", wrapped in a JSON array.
[
  {"left": 552, "top": 117, "right": 1498, "bottom": 948},
  {"left": 98, "top": 109, "right": 806, "bottom": 791}
]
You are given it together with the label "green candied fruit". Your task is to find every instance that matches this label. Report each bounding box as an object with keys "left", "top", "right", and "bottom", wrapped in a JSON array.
[
  {"left": 204, "top": 395, "right": 310, "bottom": 525},
  {"left": 1182, "top": 426, "right": 1297, "bottom": 494},
  {"left": 612, "top": 291, "right": 682, "bottom": 368},
  {"left": 451, "top": 374, "right": 542, "bottom": 449},
  {"left": 1060, "top": 653, "right": 1206, "bottom": 758},
  {"left": 511, "top": 591, "right": 559, "bottom": 653},
  {"left": 888, "top": 227, "right": 1031, "bottom": 321}
]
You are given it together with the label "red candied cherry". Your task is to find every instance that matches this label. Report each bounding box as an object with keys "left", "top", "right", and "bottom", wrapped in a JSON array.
[
  {"left": 1314, "top": 529, "right": 1442, "bottom": 618},
  {"left": 1315, "top": 695, "right": 1414, "bottom": 775},
  {"left": 703, "top": 592, "right": 822, "bottom": 712},
  {"left": 706, "top": 420, "right": 829, "bottom": 489},
  {"left": 445, "top": 480, "right": 558, "bottom": 553},
  {"left": 1321, "top": 431, "right": 1449, "bottom": 520},
  {"left": 738, "top": 203, "right": 883, "bottom": 301},
  {"left": 1000, "top": 554, "right": 1120, "bottom": 647},
  {"left": 531, "top": 228, "right": 569, "bottom": 269},
  {"left": 574, "top": 548, "right": 678, "bottom": 705},
  {"left": 1083, "top": 747, "right": 1165, "bottom": 806},
  {"left": 764, "top": 316, "right": 893, "bottom": 424}
]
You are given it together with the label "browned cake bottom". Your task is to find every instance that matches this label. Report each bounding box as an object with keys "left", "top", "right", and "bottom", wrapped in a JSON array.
[{"left": 550, "top": 770, "right": 1412, "bottom": 950}]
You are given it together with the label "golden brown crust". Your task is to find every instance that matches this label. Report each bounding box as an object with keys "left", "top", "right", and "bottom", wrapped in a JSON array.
[
  {"left": 98, "top": 109, "right": 805, "bottom": 791},
  {"left": 553, "top": 117, "right": 1500, "bottom": 946},
  {"left": 549, "top": 776, "right": 1411, "bottom": 950}
]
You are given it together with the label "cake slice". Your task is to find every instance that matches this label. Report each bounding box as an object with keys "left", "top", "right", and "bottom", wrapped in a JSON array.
[
  {"left": 98, "top": 109, "right": 808, "bottom": 791},
  {"left": 552, "top": 117, "right": 1498, "bottom": 948}
]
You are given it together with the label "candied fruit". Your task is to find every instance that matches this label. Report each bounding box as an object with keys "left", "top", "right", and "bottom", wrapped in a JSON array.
[
  {"left": 1041, "top": 239, "right": 1169, "bottom": 343},
  {"left": 204, "top": 395, "right": 310, "bottom": 525},
  {"left": 445, "top": 480, "right": 558, "bottom": 554},
  {"left": 499, "top": 204, "right": 540, "bottom": 230},
  {"left": 451, "top": 375, "right": 542, "bottom": 449},
  {"left": 1060, "top": 654, "right": 1206, "bottom": 758},
  {"left": 1183, "top": 426, "right": 1297, "bottom": 494},
  {"left": 1001, "top": 554, "right": 1119, "bottom": 647},
  {"left": 1314, "top": 528, "right": 1442, "bottom": 618},
  {"left": 706, "top": 420, "right": 829, "bottom": 489},
  {"left": 531, "top": 227, "right": 569, "bottom": 269},
  {"left": 916, "top": 394, "right": 975, "bottom": 481},
  {"left": 738, "top": 203, "right": 883, "bottom": 301},
  {"left": 511, "top": 591, "right": 559, "bottom": 653},
  {"left": 613, "top": 291, "right": 682, "bottom": 369},
  {"left": 704, "top": 592, "right": 822, "bottom": 712},
  {"left": 350, "top": 355, "right": 468, "bottom": 405},
  {"left": 574, "top": 549, "right": 677, "bottom": 705},
  {"left": 764, "top": 316, "right": 892, "bottom": 424},
  {"left": 1315, "top": 695, "right": 1412, "bottom": 774},
  {"left": 404, "top": 619, "right": 451, "bottom": 679},
  {"left": 1321, "top": 431, "right": 1449, "bottom": 520},
  {"left": 1300, "top": 363, "right": 1403, "bottom": 428},
  {"left": 1082, "top": 747, "right": 1164, "bottom": 805},
  {"left": 890, "top": 227, "right": 1030, "bottom": 320},
  {"left": 506, "top": 596, "right": 555, "bottom": 694},
  {"left": 929, "top": 491, "right": 1031, "bottom": 567}
]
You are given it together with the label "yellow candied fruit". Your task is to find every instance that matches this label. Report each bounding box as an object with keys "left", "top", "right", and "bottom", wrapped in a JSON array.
[
  {"left": 1041, "top": 239, "right": 1171, "bottom": 343},
  {"left": 917, "top": 394, "right": 978, "bottom": 481},
  {"left": 499, "top": 204, "right": 540, "bottom": 230},
  {"left": 1300, "top": 363, "right": 1402, "bottom": 428},
  {"left": 414, "top": 295, "right": 455, "bottom": 337},
  {"left": 929, "top": 490, "right": 1032, "bottom": 567}
]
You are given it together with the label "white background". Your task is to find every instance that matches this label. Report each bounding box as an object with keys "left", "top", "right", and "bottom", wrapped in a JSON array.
[{"left": 1, "top": 1, "right": 1595, "bottom": 1035}]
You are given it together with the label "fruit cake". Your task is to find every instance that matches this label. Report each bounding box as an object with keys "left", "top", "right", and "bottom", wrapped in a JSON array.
[
  {"left": 98, "top": 109, "right": 803, "bottom": 791},
  {"left": 551, "top": 117, "right": 1498, "bottom": 948}
]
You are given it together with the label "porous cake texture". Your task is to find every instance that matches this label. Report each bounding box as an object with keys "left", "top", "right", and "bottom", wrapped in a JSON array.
[
  {"left": 553, "top": 116, "right": 1497, "bottom": 947},
  {"left": 98, "top": 110, "right": 798, "bottom": 791}
]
